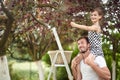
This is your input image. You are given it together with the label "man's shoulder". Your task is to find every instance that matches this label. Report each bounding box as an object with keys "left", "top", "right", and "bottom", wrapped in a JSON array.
[
  {"left": 95, "top": 56, "right": 107, "bottom": 68},
  {"left": 95, "top": 56, "right": 105, "bottom": 62},
  {"left": 96, "top": 56, "right": 104, "bottom": 59}
]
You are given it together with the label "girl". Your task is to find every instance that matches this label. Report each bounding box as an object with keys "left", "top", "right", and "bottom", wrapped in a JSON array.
[{"left": 70, "top": 7, "right": 105, "bottom": 80}]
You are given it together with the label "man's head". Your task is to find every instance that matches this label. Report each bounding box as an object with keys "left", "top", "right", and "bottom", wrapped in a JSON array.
[{"left": 77, "top": 36, "right": 90, "bottom": 53}]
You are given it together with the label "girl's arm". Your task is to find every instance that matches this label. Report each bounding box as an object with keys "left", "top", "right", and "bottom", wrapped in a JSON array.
[{"left": 70, "top": 22, "right": 99, "bottom": 32}]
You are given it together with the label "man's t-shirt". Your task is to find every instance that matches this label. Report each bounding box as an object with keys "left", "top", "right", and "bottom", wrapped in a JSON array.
[{"left": 80, "top": 56, "right": 107, "bottom": 80}]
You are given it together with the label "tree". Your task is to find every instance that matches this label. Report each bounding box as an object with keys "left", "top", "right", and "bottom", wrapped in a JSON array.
[
  {"left": 103, "top": 0, "right": 120, "bottom": 80},
  {"left": 0, "top": 0, "right": 119, "bottom": 80},
  {"left": 0, "top": 0, "right": 14, "bottom": 79},
  {"left": 0, "top": 0, "right": 78, "bottom": 80}
]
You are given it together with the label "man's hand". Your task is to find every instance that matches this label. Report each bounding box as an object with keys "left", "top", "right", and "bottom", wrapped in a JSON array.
[
  {"left": 72, "top": 54, "right": 83, "bottom": 67},
  {"left": 71, "top": 55, "right": 79, "bottom": 70},
  {"left": 85, "top": 54, "right": 96, "bottom": 66},
  {"left": 85, "top": 54, "right": 111, "bottom": 80}
]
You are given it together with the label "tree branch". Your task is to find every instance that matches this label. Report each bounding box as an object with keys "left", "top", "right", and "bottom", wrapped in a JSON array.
[
  {"left": 30, "top": 13, "right": 51, "bottom": 29},
  {"left": 0, "top": 1, "right": 14, "bottom": 56},
  {"left": 37, "top": 4, "right": 57, "bottom": 10},
  {"left": 0, "top": 1, "right": 14, "bottom": 21}
]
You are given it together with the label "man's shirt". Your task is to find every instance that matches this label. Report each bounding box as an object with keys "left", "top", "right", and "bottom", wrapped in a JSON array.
[{"left": 80, "top": 56, "right": 107, "bottom": 80}]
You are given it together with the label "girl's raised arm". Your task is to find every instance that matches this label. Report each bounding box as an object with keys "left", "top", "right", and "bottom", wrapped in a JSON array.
[{"left": 70, "top": 22, "right": 99, "bottom": 32}]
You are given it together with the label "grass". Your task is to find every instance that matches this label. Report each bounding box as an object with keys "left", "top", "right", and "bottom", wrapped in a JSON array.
[
  {"left": 9, "top": 59, "right": 50, "bottom": 80},
  {"left": 12, "top": 62, "right": 38, "bottom": 71}
]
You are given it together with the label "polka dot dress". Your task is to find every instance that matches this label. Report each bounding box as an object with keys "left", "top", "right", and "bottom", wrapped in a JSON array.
[{"left": 88, "top": 31, "right": 104, "bottom": 56}]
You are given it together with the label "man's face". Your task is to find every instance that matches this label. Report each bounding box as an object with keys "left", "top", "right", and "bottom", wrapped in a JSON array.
[{"left": 77, "top": 38, "right": 90, "bottom": 53}]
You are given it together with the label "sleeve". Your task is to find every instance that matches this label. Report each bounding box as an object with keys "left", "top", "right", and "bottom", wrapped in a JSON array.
[{"left": 94, "top": 56, "right": 107, "bottom": 68}]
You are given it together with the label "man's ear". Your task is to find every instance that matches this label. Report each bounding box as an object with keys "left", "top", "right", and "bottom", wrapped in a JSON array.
[{"left": 88, "top": 43, "right": 90, "bottom": 48}]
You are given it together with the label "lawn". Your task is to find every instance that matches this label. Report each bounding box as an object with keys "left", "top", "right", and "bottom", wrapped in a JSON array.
[{"left": 9, "top": 60, "right": 50, "bottom": 80}]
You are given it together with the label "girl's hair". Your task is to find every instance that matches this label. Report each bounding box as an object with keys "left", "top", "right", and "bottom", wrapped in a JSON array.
[
  {"left": 91, "top": 7, "right": 104, "bottom": 17},
  {"left": 90, "top": 7, "right": 105, "bottom": 26}
]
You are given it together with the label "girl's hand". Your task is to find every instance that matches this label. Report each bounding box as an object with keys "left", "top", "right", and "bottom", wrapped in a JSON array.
[{"left": 70, "top": 22, "right": 77, "bottom": 28}]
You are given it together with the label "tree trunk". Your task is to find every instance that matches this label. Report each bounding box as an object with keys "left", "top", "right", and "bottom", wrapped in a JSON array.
[
  {"left": 112, "top": 60, "right": 116, "bottom": 80},
  {"left": 36, "top": 60, "right": 45, "bottom": 80},
  {"left": 0, "top": 56, "right": 11, "bottom": 80}
]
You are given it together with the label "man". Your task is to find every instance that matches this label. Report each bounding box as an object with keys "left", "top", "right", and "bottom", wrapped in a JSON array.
[{"left": 71, "top": 36, "right": 111, "bottom": 80}]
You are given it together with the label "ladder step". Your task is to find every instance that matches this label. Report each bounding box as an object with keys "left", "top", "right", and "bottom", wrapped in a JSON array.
[{"left": 54, "top": 64, "right": 65, "bottom": 67}]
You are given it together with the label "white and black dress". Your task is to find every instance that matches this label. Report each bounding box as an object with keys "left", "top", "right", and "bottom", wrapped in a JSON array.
[{"left": 88, "top": 31, "right": 104, "bottom": 56}]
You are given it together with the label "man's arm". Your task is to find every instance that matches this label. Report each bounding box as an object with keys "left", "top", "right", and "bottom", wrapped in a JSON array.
[
  {"left": 85, "top": 54, "right": 111, "bottom": 80},
  {"left": 77, "top": 64, "right": 82, "bottom": 80},
  {"left": 91, "top": 63, "right": 111, "bottom": 80},
  {"left": 71, "top": 53, "right": 83, "bottom": 80}
]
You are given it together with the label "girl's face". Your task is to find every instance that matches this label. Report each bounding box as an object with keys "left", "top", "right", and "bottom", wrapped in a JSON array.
[{"left": 90, "top": 11, "right": 102, "bottom": 24}]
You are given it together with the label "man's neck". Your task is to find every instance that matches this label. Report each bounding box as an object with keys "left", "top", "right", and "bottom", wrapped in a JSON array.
[{"left": 83, "top": 50, "right": 90, "bottom": 59}]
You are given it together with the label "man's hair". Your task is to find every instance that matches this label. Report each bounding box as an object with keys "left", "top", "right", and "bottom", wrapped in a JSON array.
[{"left": 77, "top": 36, "right": 89, "bottom": 44}]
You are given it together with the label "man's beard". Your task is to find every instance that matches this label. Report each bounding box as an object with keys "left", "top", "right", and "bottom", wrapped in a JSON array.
[
  {"left": 81, "top": 51, "right": 86, "bottom": 53},
  {"left": 80, "top": 48, "right": 88, "bottom": 54}
]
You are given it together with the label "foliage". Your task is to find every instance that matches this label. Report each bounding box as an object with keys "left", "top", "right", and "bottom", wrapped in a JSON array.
[
  {"left": 0, "top": 0, "right": 83, "bottom": 60},
  {"left": 42, "top": 53, "right": 51, "bottom": 65},
  {"left": 56, "top": 67, "right": 68, "bottom": 80},
  {"left": 103, "top": 0, "right": 120, "bottom": 56},
  {"left": 0, "top": 0, "right": 120, "bottom": 79}
]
